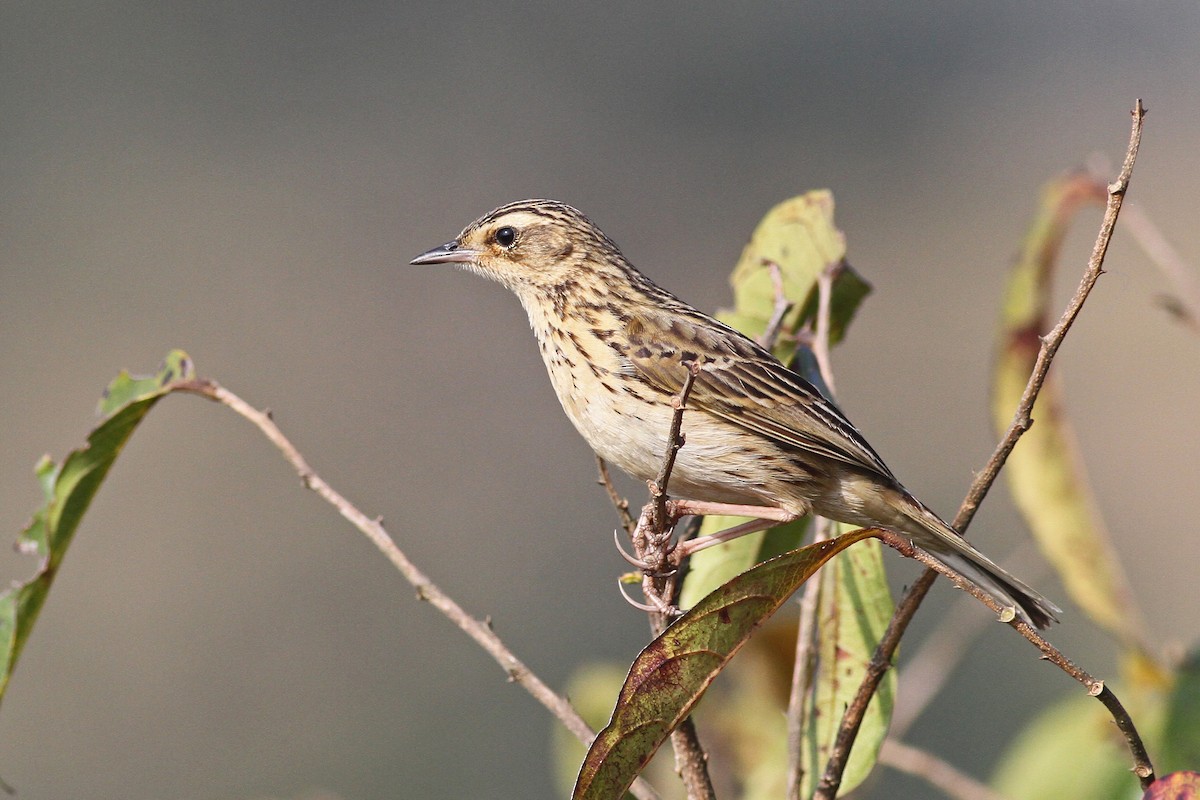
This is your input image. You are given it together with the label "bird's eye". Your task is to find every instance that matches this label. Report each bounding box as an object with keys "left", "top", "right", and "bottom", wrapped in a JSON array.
[{"left": 494, "top": 226, "right": 517, "bottom": 248}]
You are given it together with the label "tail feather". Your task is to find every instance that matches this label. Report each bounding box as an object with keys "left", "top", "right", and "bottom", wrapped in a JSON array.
[{"left": 896, "top": 498, "right": 1060, "bottom": 629}]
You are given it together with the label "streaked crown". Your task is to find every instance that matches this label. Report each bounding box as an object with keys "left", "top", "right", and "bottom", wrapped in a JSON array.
[{"left": 412, "top": 199, "right": 636, "bottom": 298}]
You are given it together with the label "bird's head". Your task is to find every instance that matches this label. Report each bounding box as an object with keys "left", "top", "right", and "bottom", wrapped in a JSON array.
[{"left": 411, "top": 199, "right": 630, "bottom": 299}]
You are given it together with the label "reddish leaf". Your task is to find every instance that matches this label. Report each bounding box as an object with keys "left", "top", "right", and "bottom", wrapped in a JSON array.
[{"left": 1143, "top": 771, "right": 1200, "bottom": 800}]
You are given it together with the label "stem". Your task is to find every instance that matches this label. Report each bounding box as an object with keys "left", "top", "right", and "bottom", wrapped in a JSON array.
[
  {"left": 814, "top": 99, "right": 1150, "bottom": 799},
  {"left": 786, "top": 517, "right": 832, "bottom": 800},
  {"left": 631, "top": 363, "right": 716, "bottom": 800},
  {"left": 786, "top": 265, "right": 841, "bottom": 797},
  {"left": 597, "top": 456, "right": 637, "bottom": 536}
]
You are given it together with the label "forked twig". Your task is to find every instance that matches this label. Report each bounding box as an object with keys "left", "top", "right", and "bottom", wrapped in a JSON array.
[{"left": 814, "top": 100, "right": 1152, "bottom": 799}]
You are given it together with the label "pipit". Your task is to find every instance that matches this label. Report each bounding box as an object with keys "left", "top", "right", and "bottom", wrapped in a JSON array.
[{"left": 412, "top": 199, "right": 1060, "bottom": 629}]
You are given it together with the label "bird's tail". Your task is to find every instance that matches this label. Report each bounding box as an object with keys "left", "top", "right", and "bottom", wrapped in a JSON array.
[{"left": 893, "top": 497, "right": 1060, "bottom": 629}]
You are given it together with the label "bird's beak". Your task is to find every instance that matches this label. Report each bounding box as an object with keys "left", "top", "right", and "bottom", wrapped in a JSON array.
[{"left": 410, "top": 241, "right": 481, "bottom": 265}]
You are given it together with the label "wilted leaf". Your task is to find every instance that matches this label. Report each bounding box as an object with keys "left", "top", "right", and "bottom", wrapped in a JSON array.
[
  {"left": 0, "top": 350, "right": 195, "bottom": 704},
  {"left": 573, "top": 529, "right": 877, "bottom": 800},
  {"left": 993, "top": 172, "right": 1147, "bottom": 648},
  {"left": 553, "top": 665, "right": 645, "bottom": 799}
]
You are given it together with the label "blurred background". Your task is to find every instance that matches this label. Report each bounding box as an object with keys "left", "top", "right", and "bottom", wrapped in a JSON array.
[{"left": 2, "top": 2, "right": 1197, "bottom": 798}]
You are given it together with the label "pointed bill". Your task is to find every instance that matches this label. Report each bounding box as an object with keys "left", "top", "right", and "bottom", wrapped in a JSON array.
[{"left": 410, "top": 241, "right": 481, "bottom": 265}]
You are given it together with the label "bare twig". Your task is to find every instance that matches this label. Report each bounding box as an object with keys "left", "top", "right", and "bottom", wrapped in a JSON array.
[
  {"left": 628, "top": 363, "right": 715, "bottom": 800},
  {"left": 646, "top": 363, "right": 701, "bottom": 542},
  {"left": 811, "top": 262, "right": 839, "bottom": 396},
  {"left": 173, "top": 379, "right": 663, "bottom": 800},
  {"left": 597, "top": 456, "right": 638, "bottom": 536},
  {"left": 879, "top": 739, "right": 1010, "bottom": 800},
  {"left": 815, "top": 100, "right": 1151, "bottom": 799},
  {"left": 786, "top": 263, "right": 841, "bottom": 798},
  {"left": 959, "top": 101, "right": 1144, "bottom": 530},
  {"left": 1087, "top": 154, "right": 1200, "bottom": 334},
  {"left": 786, "top": 516, "right": 833, "bottom": 800},
  {"left": 871, "top": 529, "right": 1154, "bottom": 783},
  {"left": 759, "top": 259, "right": 795, "bottom": 350}
]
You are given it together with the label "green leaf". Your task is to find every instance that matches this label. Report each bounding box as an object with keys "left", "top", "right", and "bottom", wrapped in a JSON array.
[
  {"left": 1163, "top": 654, "right": 1200, "bottom": 772},
  {"left": 684, "top": 190, "right": 872, "bottom": 602},
  {"left": 993, "top": 172, "right": 1147, "bottom": 650},
  {"left": 797, "top": 528, "right": 895, "bottom": 798},
  {"left": 0, "top": 350, "right": 195, "bottom": 705},
  {"left": 573, "top": 529, "right": 878, "bottom": 800},
  {"left": 716, "top": 189, "right": 870, "bottom": 362}
]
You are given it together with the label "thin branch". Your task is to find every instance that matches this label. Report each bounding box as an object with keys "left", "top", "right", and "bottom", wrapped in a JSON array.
[
  {"left": 1086, "top": 154, "right": 1200, "bottom": 334},
  {"left": 786, "top": 262, "right": 841, "bottom": 798},
  {"left": 629, "top": 363, "right": 715, "bottom": 800},
  {"left": 786, "top": 516, "right": 832, "bottom": 800},
  {"left": 811, "top": 262, "right": 839, "bottom": 396},
  {"left": 597, "top": 456, "right": 637, "bottom": 535},
  {"left": 815, "top": 100, "right": 1151, "bottom": 799},
  {"left": 647, "top": 363, "right": 701, "bottom": 541},
  {"left": 879, "top": 739, "right": 1011, "bottom": 800},
  {"left": 871, "top": 530, "right": 1154, "bottom": 782},
  {"left": 959, "top": 100, "right": 1144, "bottom": 531},
  {"left": 759, "top": 259, "right": 795, "bottom": 350},
  {"left": 173, "top": 379, "right": 663, "bottom": 800}
]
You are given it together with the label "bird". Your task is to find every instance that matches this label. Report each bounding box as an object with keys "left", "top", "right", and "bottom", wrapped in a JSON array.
[{"left": 411, "top": 199, "right": 1060, "bottom": 629}]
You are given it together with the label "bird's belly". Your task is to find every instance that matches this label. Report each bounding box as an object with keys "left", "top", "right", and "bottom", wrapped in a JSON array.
[{"left": 560, "top": 382, "right": 799, "bottom": 511}]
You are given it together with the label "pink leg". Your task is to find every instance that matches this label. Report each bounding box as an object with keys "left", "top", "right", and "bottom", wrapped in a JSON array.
[
  {"left": 669, "top": 500, "right": 795, "bottom": 522},
  {"left": 668, "top": 501, "right": 800, "bottom": 561}
]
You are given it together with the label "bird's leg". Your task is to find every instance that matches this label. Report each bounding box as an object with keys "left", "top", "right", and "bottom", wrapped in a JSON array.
[{"left": 666, "top": 500, "right": 799, "bottom": 562}]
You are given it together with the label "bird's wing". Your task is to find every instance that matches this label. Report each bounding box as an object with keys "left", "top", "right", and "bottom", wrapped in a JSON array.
[{"left": 624, "top": 308, "right": 896, "bottom": 481}]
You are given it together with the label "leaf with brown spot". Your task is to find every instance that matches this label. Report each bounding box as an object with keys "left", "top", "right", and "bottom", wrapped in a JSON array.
[{"left": 573, "top": 529, "right": 877, "bottom": 800}]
